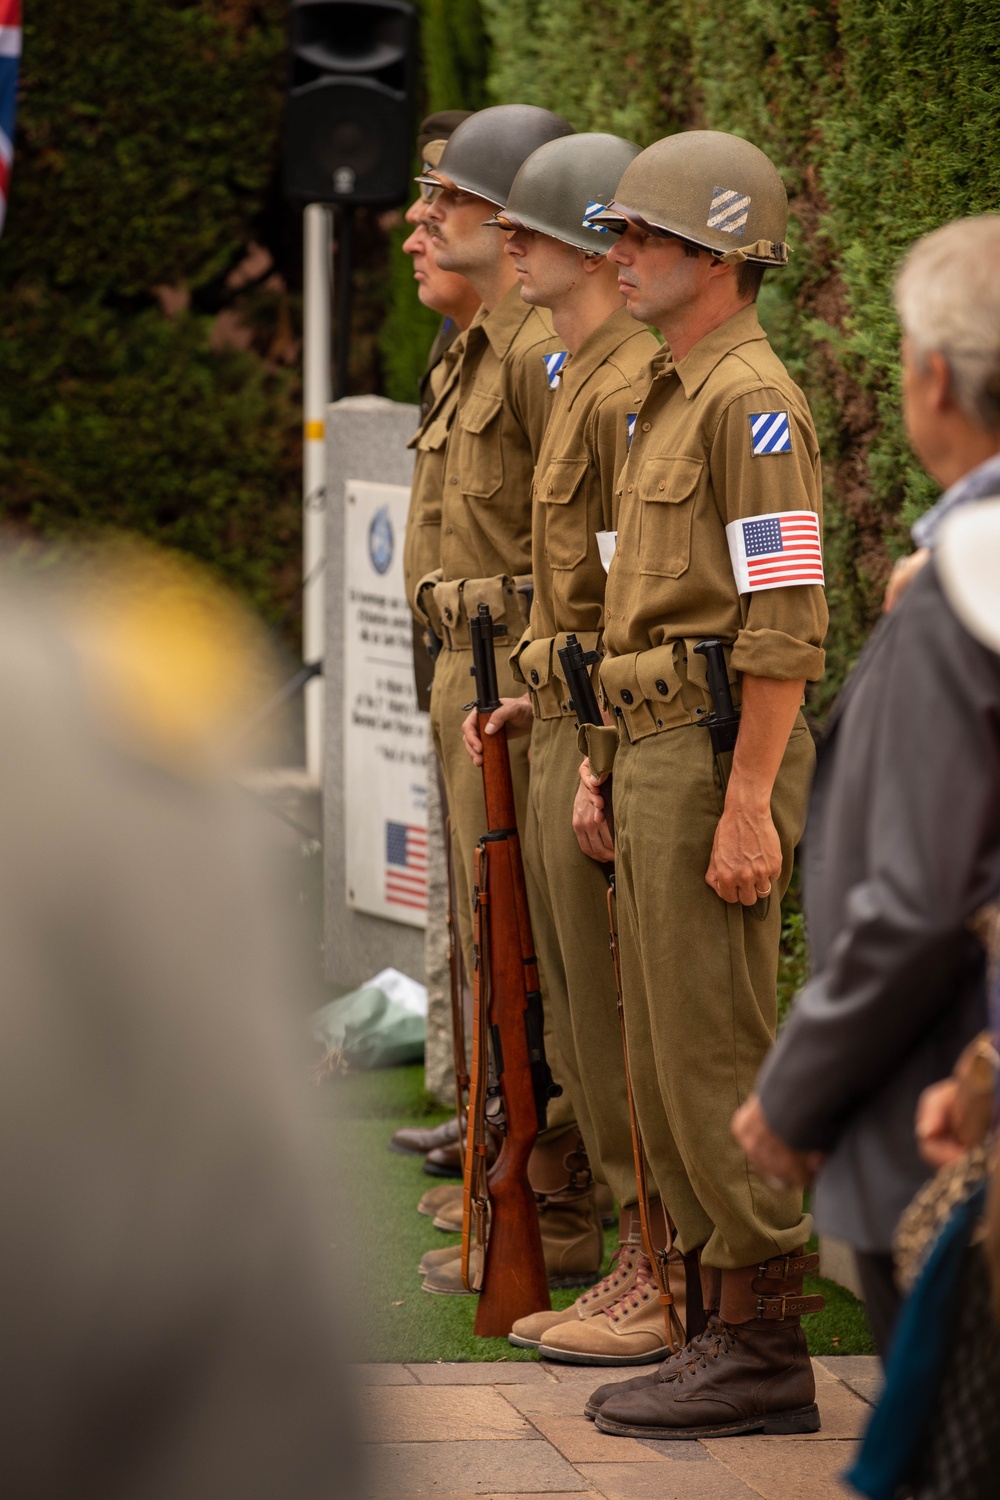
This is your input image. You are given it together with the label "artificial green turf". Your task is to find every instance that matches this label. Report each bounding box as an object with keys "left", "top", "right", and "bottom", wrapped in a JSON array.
[{"left": 319, "top": 1062, "right": 874, "bottom": 1362}]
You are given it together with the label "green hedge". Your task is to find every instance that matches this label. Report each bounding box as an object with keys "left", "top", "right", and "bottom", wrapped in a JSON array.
[
  {"left": 4, "top": 1, "right": 998, "bottom": 681},
  {"left": 482, "top": 0, "right": 1000, "bottom": 704},
  {"left": 0, "top": 1, "right": 301, "bottom": 632}
]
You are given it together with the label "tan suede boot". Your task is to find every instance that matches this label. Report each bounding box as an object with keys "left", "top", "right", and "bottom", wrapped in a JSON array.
[
  {"left": 422, "top": 1244, "right": 482, "bottom": 1296},
  {"left": 509, "top": 1207, "right": 646, "bottom": 1349},
  {"left": 529, "top": 1129, "right": 603, "bottom": 1289},
  {"left": 419, "top": 1243, "right": 462, "bottom": 1275},
  {"left": 538, "top": 1244, "right": 688, "bottom": 1365},
  {"left": 417, "top": 1183, "right": 462, "bottom": 1218},
  {"left": 431, "top": 1196, "right": 464, "bottom": 1232},
  {"left": 593, "top": 1250, "right": 823, "bottom": 1439}
]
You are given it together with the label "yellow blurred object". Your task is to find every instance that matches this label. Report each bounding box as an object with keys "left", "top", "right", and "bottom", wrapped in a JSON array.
[{"left": 64, "top": 542, "right": 277, "bottom": 771}]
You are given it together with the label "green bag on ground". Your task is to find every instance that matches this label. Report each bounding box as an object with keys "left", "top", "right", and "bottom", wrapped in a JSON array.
[{"left": 311, "top": 966, "right": 427, "bottom": 1071}]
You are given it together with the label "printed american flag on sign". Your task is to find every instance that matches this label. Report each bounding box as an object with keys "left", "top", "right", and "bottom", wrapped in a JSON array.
[
  {"left": 385, "top": 820, "right": 427, "bottom": 912},
  {"left": 725, "top": 510, "right": 824, "bottom": 594},
  {"left": 0, "top": 0, "right": 21, "bottom": 236}
]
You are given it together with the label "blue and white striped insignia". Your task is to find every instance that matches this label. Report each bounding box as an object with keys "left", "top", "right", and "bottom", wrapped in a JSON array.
[
  {"left": 543, "top": 351, "right": 569, "bottom": 389},
  {"left": 582, "top": 200, "right": 610, "bottom": 233},
  {"left": 626, "top": 413, "right": 637, "bottom": 445},
  {"left": 749, "top": 411, "right": 792, "bottom": 456},
  {"left": 708, "top": 185, "right": 751, "bottom": 236}
]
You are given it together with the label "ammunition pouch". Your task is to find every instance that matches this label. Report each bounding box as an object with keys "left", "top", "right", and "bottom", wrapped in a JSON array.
[
  {"left": 576, "top": 722, "right": 619, "bottom": 777},
  {"left": 414, "top": 569, "right": 532, "bottom": 652},
  {"left": 511, "top": 629, "right": 603, "bottom": 722},
  {"left": 599, "top": 639, "right": 741, "bottom": 744}
]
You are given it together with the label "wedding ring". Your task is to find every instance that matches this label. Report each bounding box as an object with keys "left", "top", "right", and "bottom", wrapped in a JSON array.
[{"left": 755, "top": 885, "right": 771, "bottom": 897}]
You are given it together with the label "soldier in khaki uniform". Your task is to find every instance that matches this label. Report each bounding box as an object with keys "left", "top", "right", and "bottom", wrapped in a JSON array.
[
  {"left": 389, "top": 115, "right": 480, "bottom": 1186},
  {"left": 414, "top": 105, "right": 606, "bottom": 1296},
  {"left": 461, "top": 134, "right": 688, "bottom": 1365},
  {"left": 576, "top": 134, "right": 830, "bottom": 1438}
]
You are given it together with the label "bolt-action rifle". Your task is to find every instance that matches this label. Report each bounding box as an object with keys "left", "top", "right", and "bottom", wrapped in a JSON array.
[
  {"left": 557, "top": 633, "right": 685, "bottom": 1353},
  {"left": 462, "top": 603, "right": 562, "bottom": 1336}
]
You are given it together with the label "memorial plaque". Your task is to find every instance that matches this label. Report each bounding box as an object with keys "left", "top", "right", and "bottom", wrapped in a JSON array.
[{"left": 343, "top": 478, "right": 428, "bottom": 928}]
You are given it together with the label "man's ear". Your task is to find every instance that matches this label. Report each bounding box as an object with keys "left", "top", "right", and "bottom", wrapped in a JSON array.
[{"left": 927, "top": 349, "right": 955, "bottom": 414}]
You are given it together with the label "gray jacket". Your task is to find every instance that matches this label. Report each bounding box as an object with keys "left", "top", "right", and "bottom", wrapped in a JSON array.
[{"left": 757, "top": 559, "right": 1000, "bottom": 1253}]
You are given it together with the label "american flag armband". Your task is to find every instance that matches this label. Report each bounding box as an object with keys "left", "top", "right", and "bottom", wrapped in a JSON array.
[{"left": 726, "top": 511, "right": 824, "bottom": 594}]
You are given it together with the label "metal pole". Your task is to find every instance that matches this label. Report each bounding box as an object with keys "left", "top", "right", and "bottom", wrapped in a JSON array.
[{"left": 302, "top": 202, "right": 332, "bottom": 783}]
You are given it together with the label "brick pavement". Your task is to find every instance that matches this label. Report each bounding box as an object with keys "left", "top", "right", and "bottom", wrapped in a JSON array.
[{"left": 356, "top": 1356, "right": 880, "bottom": 1498}]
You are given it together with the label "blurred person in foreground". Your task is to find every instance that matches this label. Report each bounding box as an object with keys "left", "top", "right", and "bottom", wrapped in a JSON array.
[
  {"left": 0, "top": 546, "right": 357, "bottom": 1500},
  {"left": 733, "top": 215, "right": 1000, "bottom": 1358}
]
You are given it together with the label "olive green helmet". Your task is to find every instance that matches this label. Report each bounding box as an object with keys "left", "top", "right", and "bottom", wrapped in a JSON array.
[
  {"left": 486, "top": 133, "right": 642, "bottom": 254},
  {"left": 591, "top": 130, "right": 789, "bottom": 267},
  {"left": 415, "top": 104, "right": 575, "bottom": 209}
]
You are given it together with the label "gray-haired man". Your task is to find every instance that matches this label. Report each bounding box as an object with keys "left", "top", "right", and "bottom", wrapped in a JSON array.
[{"left": 735, "top": 214, "right": 1000, "bottom": 1355}]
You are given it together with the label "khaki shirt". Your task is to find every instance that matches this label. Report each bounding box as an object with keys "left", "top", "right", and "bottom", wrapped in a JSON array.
[
  {"left": 440, "top": 284, "right": 563, "bottom": 584},
  {"left": 404, "top": 331, "right": 465, "bottom": 618},
  {"left": 510, "top": 307, "right": 659, "bottom": 715},
  {"left": 601, "top": 305, "right": 828, "bottom": 741}
]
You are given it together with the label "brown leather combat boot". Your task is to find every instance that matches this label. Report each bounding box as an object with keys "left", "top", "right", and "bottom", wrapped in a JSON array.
[
  {"left": 593, "top": 1250, "right": 823, "bottom": 1439},
  {"left": 529, "top": 1129, "right": 603, "bottom": 1288},
  {"left": 390, "top": 1113, "right": 461, "bottom": 1157},
  {"left": 584, "top": 1260, "right": 716, "bottom": 1419}
]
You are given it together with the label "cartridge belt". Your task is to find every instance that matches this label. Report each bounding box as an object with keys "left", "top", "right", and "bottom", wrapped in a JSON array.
[
  {"left": 510, "top": 630, "right": 604, "bottom": 722},
  {"left": 414, "top": 569, "right": 531, "bottom": 653},
  {"left": 598, "top": 640, "right": 740, "bottom": 745}
]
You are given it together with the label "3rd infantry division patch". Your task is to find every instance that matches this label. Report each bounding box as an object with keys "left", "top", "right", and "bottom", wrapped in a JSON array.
[{"left": 748, "top": 410, "right": 792, "bottom": 455}]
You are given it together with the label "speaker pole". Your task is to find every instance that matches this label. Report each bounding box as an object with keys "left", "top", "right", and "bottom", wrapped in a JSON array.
[
  {"left": 334, "top": 205, "right": 355, "bottom": 402},
  {"left": 302, "top": 201, "right": 332, "bottom": 784}
]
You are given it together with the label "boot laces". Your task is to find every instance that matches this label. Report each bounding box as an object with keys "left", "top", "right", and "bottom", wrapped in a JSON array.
[
  {"left": 665, "top": 1316, "right": 739, "bottom": 1384},
  {"left": 604, "top": 1253, "right": 657, "bottom": 1322},
  {"left": 578, "top": 1244, "right": 640, "bottom": 1309}
]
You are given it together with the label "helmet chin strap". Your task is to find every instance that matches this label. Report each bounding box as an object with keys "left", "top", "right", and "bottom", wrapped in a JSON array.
[{"left": 720, "top": 239, "right": 789, "bottom": 266}]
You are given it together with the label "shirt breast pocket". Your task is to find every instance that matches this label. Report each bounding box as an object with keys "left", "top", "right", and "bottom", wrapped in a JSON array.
[
  {"left": 637, "top": 455, "right": 704, "bottom": 578},
  {"left": 457, "top": 391, "right": 504, "bottom": 499},
  {"left": 539, "top": 457, "right": 589, "bottom": 570}
]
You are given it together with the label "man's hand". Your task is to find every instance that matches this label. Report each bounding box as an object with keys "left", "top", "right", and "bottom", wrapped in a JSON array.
[
  {"left": 706, "top": 796, "right": 781, "bottom": 905},
  {"left": 732, "top": 1094, "right": 823, "bottom": 1190},
  {"left": 915, "top": 1078, "right": 966, "bottom": 1169},
  {"left": 705, "top": 674, "right": 804, "bottom": 905},
  {"left": 572, "top": 777, "right": 614, "bottom": 862},
  {"left": 884, "top": 548, "right": 930, "bottom": 613},
  {"left": 461, "top": 694, "right": 533, "bottom": 766}
]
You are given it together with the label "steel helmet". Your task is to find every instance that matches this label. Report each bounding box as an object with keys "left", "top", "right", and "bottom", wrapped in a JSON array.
[
  {"left": 591, "top": 130, "right": 789, "bottom": 267},
  {"left": 415, "top": 104, "right": 575, "bottom": 209},
  {"left": 486, "top": 133, "right": 642, "bottom": 253}
]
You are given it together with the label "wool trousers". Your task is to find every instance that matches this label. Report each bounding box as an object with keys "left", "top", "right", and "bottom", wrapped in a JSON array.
[{"left": 612, "top": 715, "right": 815, "bottom": 1267}]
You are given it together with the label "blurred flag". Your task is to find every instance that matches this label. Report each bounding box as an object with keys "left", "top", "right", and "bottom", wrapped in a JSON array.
[{"left": 0, "top": 0, "right": 21, "bottom": 235}]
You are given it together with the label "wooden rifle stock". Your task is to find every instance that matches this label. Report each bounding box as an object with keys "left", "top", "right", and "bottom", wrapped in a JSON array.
[{"left": 461, "top": 603, "right": 558, "bottom": 1336}]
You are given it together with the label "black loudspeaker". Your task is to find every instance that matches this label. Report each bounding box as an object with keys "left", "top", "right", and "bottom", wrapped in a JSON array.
[{"left": 284, "top": 0, "right": 418, "bottom": 206}]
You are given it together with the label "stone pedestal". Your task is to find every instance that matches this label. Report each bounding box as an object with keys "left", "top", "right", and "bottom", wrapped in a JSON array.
[{"left": 323, "top": 396, "right": 424, "bottom": 990}]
